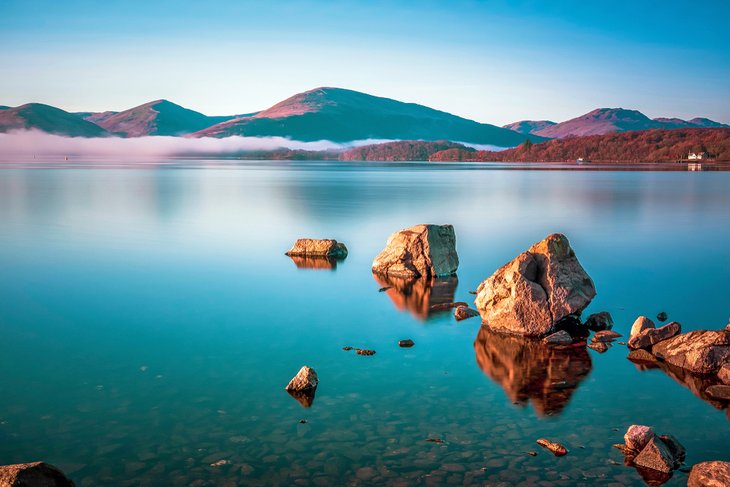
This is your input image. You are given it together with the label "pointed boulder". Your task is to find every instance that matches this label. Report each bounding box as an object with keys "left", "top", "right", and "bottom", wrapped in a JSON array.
[{"left": 372, "top": 224, "right": 458, "bottom": 279}]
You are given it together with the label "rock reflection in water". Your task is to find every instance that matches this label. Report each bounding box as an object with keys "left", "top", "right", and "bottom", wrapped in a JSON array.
[
  {"left": 630, "top": 356, "right": 729, "bottom": 419},
  {"left": 287, "top": 255, "right": 339, "bottom": 270},
  {"left": 474, "top": 326, "right": 592, "bottom": 416},
  {"left": 286, "top": 388, "right": 316, "bottom": 408},
  {"left": 372, "top": 274, "right": 458, "bottom": 320}
]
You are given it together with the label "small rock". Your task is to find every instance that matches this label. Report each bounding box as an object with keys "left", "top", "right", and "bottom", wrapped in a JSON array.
[
  {"left": 657, "top": 311, "right": 668, "bottom": 322},
  {"left": 426, "top": 438, "right": 445, "bottom": 444},
  {"left": 355, "top": 349, "right": 376, "bottom": 356},
  {"left": 468, "top": 290, "right": 477, "bottom": 295},
  {"left": 624, "top": 425, "right": 655, "bottom": 452},
  {"left": 342, "top": 346, "right": 353, "bottom": 351},
  {"left": 705, "top": 384, "right": 730, "bottom": 401},
  {"left": 299, "top": 419, "right": 307, "bottom": 424},
  {"left": 210, "top": 460, "right": 231, "bottom": 467},
  {"left": 630, "top": 316, "right": 656, "bottom": 339},
  {"left": 592, "top": 330, "right": 622, "bottom": 342},
  {"left": 588, "top": 341, "right": 610, "bottom": 353},
  {"left": 628, "top": 321, "right": 681, "bottom": 350},
  {"left": 543, "top": 330, "right": 573, "bottom": 345},
  {"left": 285, "top": 366, "right": 318, "bottom": 392},
  {"left": 526, "top": 451, "right": 537, "bottom": 457},
  {"left": 627, "top": 349, "right": 657, "bottom": 363},
  {"left": 0, "top": 462, "right": 74, "bottom": 486},
  {"left": 585, "top": 311, "right": 614, "bottom": 331},
  {"left": 398, "top": 339, "right": 415, "bottom": 348},
  {"left": 430, "top": 301, "right": 468, "bottom": 311},
  {"left": 285, "top": 238, "right": 348, "bottom": 259},
  {"left": 633, "top": 437, "right": 675, "bottom": 474},
  {"left": 536, "top": 438, "right": 568, "bottom": 456},
  {"left": 688, "top": 461, "right": 730, "bottom": 487},
  {"left": 612, "top": 444, "right": 635, "bottom": 456},
  {"left": 454, "top": 305, "right": 479, "bottom": 321}
]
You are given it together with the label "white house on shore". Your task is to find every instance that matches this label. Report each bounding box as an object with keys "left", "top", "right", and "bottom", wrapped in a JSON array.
[{"left": 687, "top": 152, "right": 709, "bottom": 160}]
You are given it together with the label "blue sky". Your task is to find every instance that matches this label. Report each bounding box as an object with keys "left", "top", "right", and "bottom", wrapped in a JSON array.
[{"left": 1, "top": 0, "right": 729, "bottom": 125}]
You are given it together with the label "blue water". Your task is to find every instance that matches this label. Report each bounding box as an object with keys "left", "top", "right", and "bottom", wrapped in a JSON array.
[{"left": 0, "top": 161, "right": 729, "bottom": 486}]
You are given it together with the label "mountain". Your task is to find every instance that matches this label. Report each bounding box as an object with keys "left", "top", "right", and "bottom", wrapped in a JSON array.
[
  {"left": 0, "top": 106, "right": 9, "bottom": 110},
  {"left": 194, "top": 87, "right": 543, "bottom": 146},
  {"left": 93, "top": 99, "right": 236, "bottom": 137},
  {"left": 503, "top": 120, "right": 556, "bottom": 135},
  {"left": 340, "top": 140, "right": 470, "bottom": 161},
  {"left": 0, "top": 103, "right": 109, "bottom": 136},
  {"left": 685, "top": 117, "right": 729, "bottom": 128},
  {"left": 534, "top": 108, "right": 660, "bottom": 138},
  {"left": 430, "top": 128, "right": 730, "bottom": 163},
  {"left": 74, "top": 111, "right": 119, "bottom": 125}
]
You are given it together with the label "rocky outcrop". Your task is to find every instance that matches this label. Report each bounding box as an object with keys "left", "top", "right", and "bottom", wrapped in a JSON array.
[
  {"left": 0, "top": 462, "right": 75, "bottom": 486},
  {"left": 618, "top": 426, "right": 685, "bottom": 479},
  {"left": 628, "top": 322, "right": 681, "bottom": 350},
  {"left": 285, "top": 238, "right": 348, "bottom": 259},
  {"left": 651, "top": 329, "right": 730, "bottom": 375},
  {"left": 372, "top": 224, "right": 458, "bottom": 279},
  {"left": 454, "top": 306, "right": 479, "bottom": 321},
  {"left": 474, "top": 234, "right": 596, "bottom": 337},
  {"left": 285, "top": 366, "right": 318, "bottom": 408},
  {"left": 688, "top": 461, "right": 730, "bottom": 487},
  {"left": 372, "top": 274, "right": 458, "bottom": 320},
  {"left": 473, "top": 326, "right": 592, "bottom": 416},
  {"left": 585, "top": 311, "right": 613, "bottom": 331}
]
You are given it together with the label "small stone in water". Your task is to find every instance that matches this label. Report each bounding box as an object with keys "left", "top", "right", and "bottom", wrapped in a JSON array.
[
  {"left": 342, "top": 346, "right": 353, "bottom": 351},
  {"left": 299, "top": 419, "right": 307, "bottom": 424},
  {"left": 468, "top": 290, "right": 477, "bottom": 294},
  {"left": 355, "top": 348, "right": 376, "bottom": 356},
  {"left": 399, "top": 339, "right": 415, "bottom": 348},
  {"left": 378, "top": 286, "right": 392, "bottom": 292},
  {"left": 657, "top": 311, "right": 668, "bottom": 322},
  {"left": 536, "top": 438, "right": 568, "bottom": 456},
  {"left": 426, "top": 438, "right": 445, "bottom": 444},
  {"left": 527, "top": 451, "right": 537, "bottom": 456},
  {"left": 210, "top": 460, "right": 231, "bottom": 467}
]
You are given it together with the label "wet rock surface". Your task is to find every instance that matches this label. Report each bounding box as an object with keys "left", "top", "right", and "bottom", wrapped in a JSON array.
[
  {"left": 651, "top": 329, "right": 730, "bottom": 374},
  {"left": 630, "top": 316, "right": 656, "bottom": 340},
  {"left": 688, "top": 461, "right": 730, "bottom": 487},
  {"left": 633, "top": 437, "right": 676, "bottom": 473},
  {"left": 372, "top": 274, "right": 458, "bottom": 320},
  {"left": 474, "top": 326, "right": 592, "bottom": 416},
  {"left": 371, "top": 224, "right": 458, "bottom": 279},
  {"left": 628, "top": 321, "right": 681, "bottom": 350},
  {"left": 624, "top": 425, "right": 656, "bottom": 452},
  {"left": 627, "top": 349, "right": 658, "bottom": 364},
  {"left": 474, "top": 233, "right": 596, "bottom": 337},
  {"left": 535, "top": 438, "right": 568, "bottom": 456},
  {"left": 618, "top": 425, "right": 686, "bottom": 482},
  {"left": 285, "top": 239, "right": 348, "bottom": 259},
  {"left": 592, "top": 330, "right": 622, "bottom": 342},
  {"left": 543, "top": 330, "right": 573, "bottom": 345},
  {"left": 453, "top": 305, "right": 479, "bottom": 321},
  {"left": 585, "top": 311, "right": 614, "bottom": 331},
  {"left": 705, "top": 384, "right": 730, "bottom": 401},
  {"left": 0, "top": 462, "right": 75, "bottom": 487}
]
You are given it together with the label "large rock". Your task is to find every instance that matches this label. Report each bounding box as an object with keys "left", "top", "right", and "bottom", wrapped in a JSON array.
[
  {"left": 474, "top": 233, "right": 596, "bottom": 337},
  {"left": 633, "top": 437, "right": 675, "bottom": 473},
  {"left": 372, "top": 224, "right": 458, "bottom": 279},
  {"left": 285, "top": 366, "right": 319, "bottom": 408},
  {"left": 628, "top": 322, "right": 681, "bottom": 350},
  {"left": 652, "top": 329, "right": 730, "bottom": 375},
  {"left": 0, "top": 462, "right": 75, "bottom": 486},
  {"left": 688, "top": 461, "right": 730, "bottom": 487},
  {"left": 285, "top": 239, "right": 348, "bottom": 259}
]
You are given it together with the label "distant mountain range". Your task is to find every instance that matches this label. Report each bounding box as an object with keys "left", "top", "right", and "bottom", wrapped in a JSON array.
[
  {"left": 505, "top": 108, "right": 729, "bottom": 138},
  {"left": 1, "top": 89, "right": 728, "bottom": 148}
]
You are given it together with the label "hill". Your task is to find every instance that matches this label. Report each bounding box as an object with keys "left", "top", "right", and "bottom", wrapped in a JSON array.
[
  {"left": 0, "top": 103, "right": 109, "bottom": 137},
  {"left": 340, "top": 140, "right": 471, "bottom": 161},
  {"left": 503, "top": 120, "right": 556, "bottom": 135},
  {"left": 94, "top": 99, "right": 235, "bottom": 137},
  {"left": 194, "top": 87, "right": 542, "bottom": 146},
  {"left": 430, "top": 128, "right": 730, "bottom": 163}
]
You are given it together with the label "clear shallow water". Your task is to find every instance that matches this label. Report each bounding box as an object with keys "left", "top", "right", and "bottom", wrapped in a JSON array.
[{"left": 0, "top": 160, "right": 729, "bottom": 486}]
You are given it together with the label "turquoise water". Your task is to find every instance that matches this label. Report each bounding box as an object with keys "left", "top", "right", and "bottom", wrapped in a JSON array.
[{"left": 0, "top": 161, "right": 729, "bottom": 486}]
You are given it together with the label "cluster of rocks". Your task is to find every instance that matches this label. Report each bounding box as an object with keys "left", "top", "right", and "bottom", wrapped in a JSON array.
[{"left": 615, "top": 425, "right": 685, "bottom": 481}]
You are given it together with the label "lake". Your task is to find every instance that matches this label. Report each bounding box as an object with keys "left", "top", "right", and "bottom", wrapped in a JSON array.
[{"left": 0, "top": 160, "right": 729, "bottom": 486}]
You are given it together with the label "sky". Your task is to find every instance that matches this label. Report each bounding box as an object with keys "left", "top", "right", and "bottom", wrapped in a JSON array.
[{"left": 1, "top": 0, "right": 729, "bottom": 125}]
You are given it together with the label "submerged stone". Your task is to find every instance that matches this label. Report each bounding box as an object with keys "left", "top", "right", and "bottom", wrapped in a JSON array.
[
  {"left": 453, "top": 305, "right": 479, "bottom": 321},
  {"left": 535, "top": 438, "right": 568, "bottom": 456},
  {"left": 474, "top": 233, "right": 596, "bottom": 337},
  {"left": 372, "top": 224, "right": 458, "bottom": 279}
]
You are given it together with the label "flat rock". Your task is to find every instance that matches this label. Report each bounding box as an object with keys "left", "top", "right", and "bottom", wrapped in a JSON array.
[
  {"left": 454, "top": 305, "right": 479, "bottom": 321},
  {"left": 285, "top": 366, "right": 318, "bottom": 392},
  {"left": 585, "top": 311, "right": 614, "bottom": 331},
  {"left": 628, "top": 321, "right": 681, "bottom": 350},
  {"left": 371, "top": 224, "right": 458, "bottom": 279},
  {"left": 535, "top": 438, "right": 568, "bottom": 456},
  {"left": 633, "top": 437, "right": 675, "bottom": 473},
  {"left": 688, "top": 461, "right": 730, "bottom": 487},
  {"left": 592, "top": 330, "right": 622, "bottom": 342},
  {"left": 0, "top": 462, "right": 75, "bottom": 486},
  {"left": 652, "top": 329, "right": 730, "bottom": 374},
  {"left": 588, "top": 341, "right": 609, "bottom": 353},
  {"left": 630, "top": 316, "right": 655, "bottom": 339},
  {"left": 624, "top": 425, "right": 655, "bottom": 452},
  {"left": 474, "top": 233, "right": 596, "bottom": 337},
  {"left": 543, "top": 330, "right": 573, "bottom": 345},
  {"left": 431, "top": 301, "right": 468, "bottom": 311},
  {"left": 705, "top": 384, "right": 730, "bottom": 401},
  {"left": 627, "top": 349, "right": 658, "bottom": 363},
  {"left": 285, "top": 239, "right": 347, "bottom": 259}
]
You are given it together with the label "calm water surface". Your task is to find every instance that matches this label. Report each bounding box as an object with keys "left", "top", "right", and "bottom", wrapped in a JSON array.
[{"left": 0, "top": 160, "right": 729, "bottom": 486}]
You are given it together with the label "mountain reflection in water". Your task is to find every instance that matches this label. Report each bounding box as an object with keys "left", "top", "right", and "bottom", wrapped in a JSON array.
[
  {"left": 372, "top": 274, "right": 458, "bottom": 320},
  {"left": 474, "top": 326, "right": 592, "bottom": 416}
]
